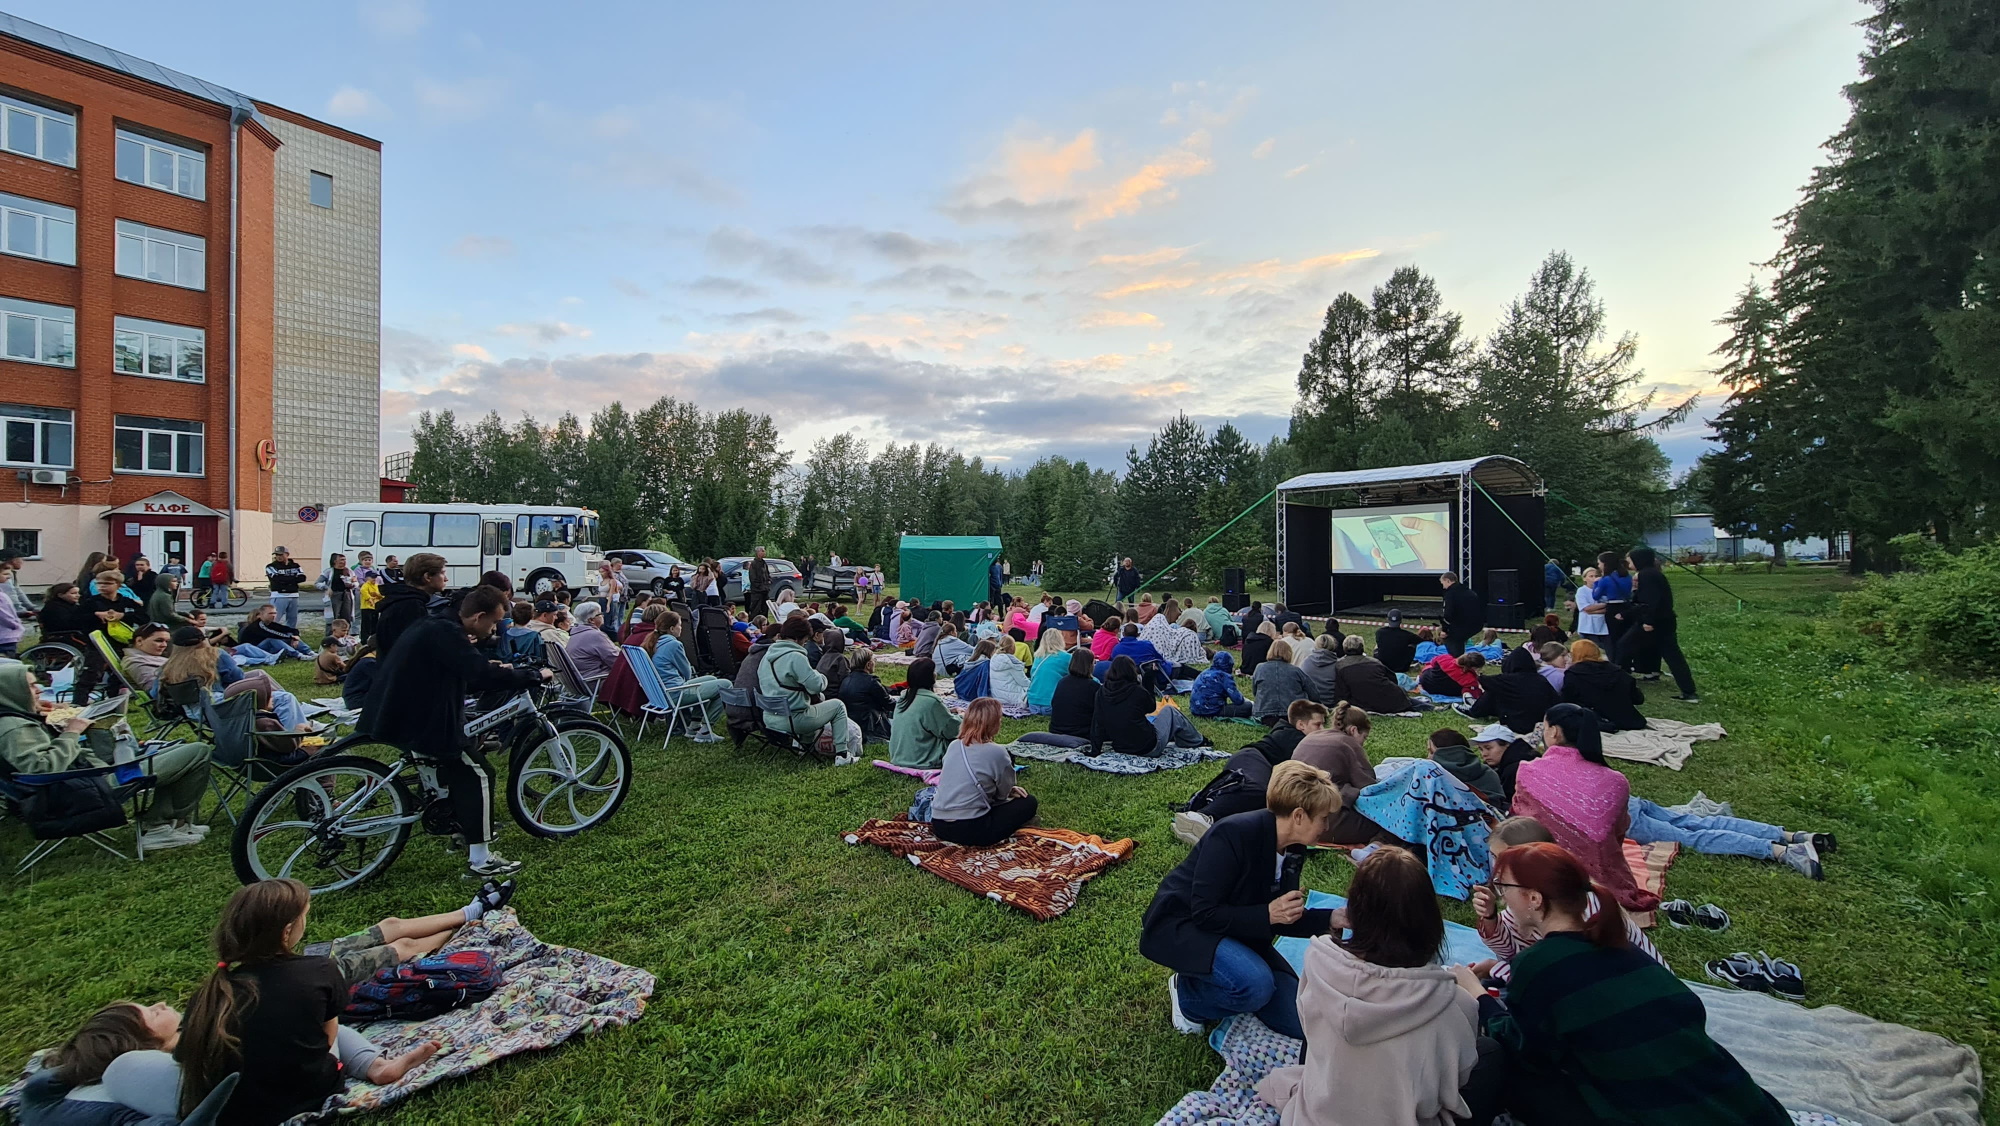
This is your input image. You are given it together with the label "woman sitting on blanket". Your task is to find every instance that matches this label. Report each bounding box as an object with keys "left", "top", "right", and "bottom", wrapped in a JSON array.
[
  {"left": 1250, "top": 639, "right": 1314, "bottom": 727},
  {"left": 1240, "top": 620, "right": 1276, "bottom": 675},
  {"left": 1453, "top": 842, "right": 1790, "bottom": 1126},
  {"left": 1472, "top": 816, "right": 1665, "bottom": 985},
  {"left": 1413, "top": 626, "right": 1449, "bottom": 666},
  {"left": 1258, "top": 847, "right": 1502, "bottom": 1126},
  {"left": 1461, "top": 647, "right": 1558, "bottom": 734},
  {"left": 888, "top": 658, "right": 960, "bottom": 770},
  {"left": 1283, "top": 622, "right": 1315, "bottom": 668},
  {"left": 1090, "top": 655, "right": 1202, "bottom": 758},
  {"left": 1559, "top": 638, "right": 1646, "bottom": 731},
  {"left": 931, "top": 698, "right": 1036, "bottom": 847},
  {"left": 1470, "top": 722, "right": 1541, "bottom": 806},
  {"left": 1089, "top": 615, "right": 1122, "bottom": 661},
  {"left": 1417, "top": 649, "right": 1485, "bottom": 700},
  {"left": 1291, "top": 702, "right": 1389, "bottom": 846},
  {"left": 167, "top": 878, "right": 515, "bottom": 1126},
  {"left": 1509, "top": 703, "right": 1657, "bottom": 912},
  {"left": 838, "top": 650, "right": 896, "bottom": 745},
  {"left": 1045, "top": 647, "right": 1100, "bottom": 743},
  {"left": 1025, "top": 631, "right": 1072, "bottom": 715},
  {"left": 1141, "top": 760, "right": 1344, "bottom": 1041}
]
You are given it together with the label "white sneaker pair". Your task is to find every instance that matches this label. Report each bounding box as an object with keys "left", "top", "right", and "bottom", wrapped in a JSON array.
[{"left": 138, "top": 824, "right": 203, "bottom": 851}]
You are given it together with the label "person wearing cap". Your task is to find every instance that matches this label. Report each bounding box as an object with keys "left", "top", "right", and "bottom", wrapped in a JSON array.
[
  {"left": 524, "top": 599, "right": 569, "bottom": 650},
  {"left": 1427, "top": 728, "right": 1505, "bottom": 806},
  {"left": 1470, "top": 722, "right": 1541, "bottom": 806},
  {"left": 265, "top": 547, "right": 307, "bottom": 631},
  {"left": 1373, "top": 609, "right": 1421, "bottom": 672}
]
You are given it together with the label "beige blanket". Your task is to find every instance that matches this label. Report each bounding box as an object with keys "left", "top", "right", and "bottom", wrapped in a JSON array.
[{"left": 1601, "top": 717, "right": 1726, "bottom": 770}]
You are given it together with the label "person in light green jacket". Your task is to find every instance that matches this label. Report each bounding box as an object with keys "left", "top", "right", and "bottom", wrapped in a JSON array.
[
  {"left": 756, "top": 616, "right": 858, "bottom": 756},
  {"left": 143, "top": 573, "right": 192, "bottom": 630},
  {"left": 1202, "top": 596, "right": 1233, "bottom": 643},
  {"left": 0, "top": 658, "right": 212, "bottom": 850},
  {"left": 889, "top": 658, "right": 960, "bottom": 770}
]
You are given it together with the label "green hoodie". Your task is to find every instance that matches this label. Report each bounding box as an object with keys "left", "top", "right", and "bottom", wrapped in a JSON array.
[
  {"left": 756, "top": 638, "right": 825, "bottom": 715},
  {"left": 1431, "top": 743, "right": 1506, "bottom": 807},
  {"left": 888, "top": 689, "right": 960, "bottom": 770},
  {"left": 0, "top": 659, "right": 89, "bottom": 776}
]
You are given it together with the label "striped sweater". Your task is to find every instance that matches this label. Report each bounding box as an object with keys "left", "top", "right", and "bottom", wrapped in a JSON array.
[
  {"left": 1478, "top": 932, "right": 1788, "bottom": 1126},
  {"left": 1475, "top": 891, "right": 1665, "bottom": 983}
]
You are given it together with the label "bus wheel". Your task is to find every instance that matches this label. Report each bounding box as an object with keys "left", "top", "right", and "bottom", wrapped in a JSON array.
[{"left": 528, "top": 569, "right": 562, "bottom": 596}]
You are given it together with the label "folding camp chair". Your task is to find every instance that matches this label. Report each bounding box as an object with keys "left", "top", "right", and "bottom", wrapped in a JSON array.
[
  {"left": 692, "top": 606, "right": 739, "bottom": 679},
  {"left": 545, "top": 642, "right": 609, "bottom": 718},
  {"left": 88, "top": 632, "right": 138, "bottom": 699},
  {"left": 620, "top": 645, "right": 720, "bottom": 744},
  {"left": 715, "top": 685, "right": 808, "bottom": 756},
  {"left": 196, "top": 690, "right": 295, "bottom": 826},
  {"left": 0, "top": 741, "right": 168, "bottom": 874}
]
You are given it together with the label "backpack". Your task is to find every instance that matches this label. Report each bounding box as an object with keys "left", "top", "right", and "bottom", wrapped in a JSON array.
[
  {"left": 1177, "top": 765, "right": 1255, "bottom": 816},
  {"left": 343, "top": 950, "right": 502, "bottom": 1022}
]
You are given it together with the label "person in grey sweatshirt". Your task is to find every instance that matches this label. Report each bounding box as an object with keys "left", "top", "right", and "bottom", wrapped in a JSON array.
[{"left": 930, "top": 698, "right": 1035, "bottom": 846}]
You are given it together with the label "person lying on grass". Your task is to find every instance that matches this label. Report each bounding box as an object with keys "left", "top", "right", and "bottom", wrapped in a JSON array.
[
  {"left": 1141, "top": 760, "right": 1345, "bottom": 1041},
  {"left": 1453, "top": 842, "right": 1790, "bottom": 1125},
  {"left": 930, "top": 698, "right": 1036, "bottom": 846},
  {"left": 175, "top": 877, "right": 522, "bottom": 1124}
]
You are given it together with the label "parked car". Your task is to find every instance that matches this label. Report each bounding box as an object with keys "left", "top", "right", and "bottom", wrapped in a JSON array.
[
  {"left": 602, "top": 549, "right": 694, "bottom": 595},
  {"left": 717, "top": 556, "right": 801, "bottom": 603}
]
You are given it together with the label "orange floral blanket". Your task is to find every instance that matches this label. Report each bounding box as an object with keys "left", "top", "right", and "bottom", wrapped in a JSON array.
[{"left": 844, "top": 819, "right": 1136, "bottom": 920}]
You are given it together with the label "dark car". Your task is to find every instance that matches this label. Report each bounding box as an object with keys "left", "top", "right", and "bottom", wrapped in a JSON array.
[
  {"left": 717, "top": 556, "right": 801, "bottom": 603},
  {"left": 803, "top": 564, "right": 859, "bottom": 599},
  {"left": 602, "top": 549, "right": 693, "bottom": 595}
]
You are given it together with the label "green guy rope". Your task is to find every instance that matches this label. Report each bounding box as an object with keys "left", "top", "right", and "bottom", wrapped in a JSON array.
[
  {"left": 1544, "top": 489, "right": 1750, "bottom": 609},
  {"left": 1134, "top": 487, "right": 1278, "bottom": 596}
]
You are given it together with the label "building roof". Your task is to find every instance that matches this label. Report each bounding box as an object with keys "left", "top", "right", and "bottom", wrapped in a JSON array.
[
  {"left": 1276, "top": 456, "right": 1543, "bottom": 500},
  {"left": 0, "top": 10, "right": 260, "bottom": 115},
  {"left": 899, "top": 535, "right": 1003, "bottom": 551}
]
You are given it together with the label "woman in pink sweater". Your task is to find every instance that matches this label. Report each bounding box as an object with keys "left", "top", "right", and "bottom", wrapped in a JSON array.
[{"left": 1510, "top": 702, "right": 1657, "bottom": 912}]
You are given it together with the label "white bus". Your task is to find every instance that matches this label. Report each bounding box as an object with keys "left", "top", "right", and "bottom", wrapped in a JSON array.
[{"left": 321, "top": 503, "right": 604, "bottom": 597}]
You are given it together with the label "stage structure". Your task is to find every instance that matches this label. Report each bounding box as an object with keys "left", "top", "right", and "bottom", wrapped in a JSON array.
[{"left": 1275, "top": 457, "right": 1546, "bottom": 624}]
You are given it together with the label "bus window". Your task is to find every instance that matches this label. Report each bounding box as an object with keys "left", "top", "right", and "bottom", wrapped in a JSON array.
[
  {"left": 579, "top": 515, "right": 598, "bottom": 549},
  {"left": 432, "top": 513, "right": 479, "bottom": 547},
  {"left": 518, "top": 514, "right": 577, "bottom": 549},
  {"left": 346, "top": 520, "right": 376, "bottom": 548},
  {"left": 381, "top": 512, "right": 430, "bottom": 547}
]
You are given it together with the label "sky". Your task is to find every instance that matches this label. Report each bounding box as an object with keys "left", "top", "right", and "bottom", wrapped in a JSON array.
[{"left": 19, "top": 1, "right": 1870, "bottom": 474}]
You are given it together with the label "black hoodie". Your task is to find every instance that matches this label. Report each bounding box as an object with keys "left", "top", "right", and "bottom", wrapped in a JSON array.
[
  {"left": 1091, "top": 676, "right": 1159, "bottom": 755},
  {"left": 1560, "top": 658, "right": 1647, "bottom": 731},
  {"left": 1465, "top": 647, "right": 1559, "bottom": 734},
  {"left": 372, "top": 581, "right": 446, "bottom": 659},
  {"left": 360, "top": 616, "right": 539, "bottom": 751}
]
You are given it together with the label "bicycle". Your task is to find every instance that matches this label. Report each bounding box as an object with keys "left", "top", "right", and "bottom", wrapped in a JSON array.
[
  {"left": 20, "top": 637, "right": 118, "bottom": 705},
  {"left": 230, "top": 688, "right": 631, "bottom": 894},
  {"left": 190, "top": 584, "right": 247, "bottom": 609}
]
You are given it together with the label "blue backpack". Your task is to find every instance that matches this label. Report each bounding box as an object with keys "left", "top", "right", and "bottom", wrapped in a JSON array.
[{"left": 343, "top": 950, "right": 502, "bottom": 1022}]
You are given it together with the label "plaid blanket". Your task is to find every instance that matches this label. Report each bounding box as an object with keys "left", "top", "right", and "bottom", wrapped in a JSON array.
[
  {"left": 934, "top": 686, "right": 1037, "bottom": 718},
  {"left": 843, "top": 819, "right": 1135, "bottom": 920},
  {"left": 1003, "top": 741, "right": 1228, "bottom": 774},
  {"left": 1623, "top": 838, "right": 1680, "bottom": 929}
]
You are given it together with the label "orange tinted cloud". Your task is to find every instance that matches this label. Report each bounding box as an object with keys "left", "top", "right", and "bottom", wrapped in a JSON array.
[
  {"left": 1076, "top": 132, "right": 1214, "bottom": 227},
  {"left": 1099, "top": 275, "right": 1199, "bottom": 299},
  {"left": 1080, "top": 310, "right": 1161, "bottom": 329},
  {"left": 1094, "top": 245, "right": 1194, "bottom": 267},
  {"left": 1004, "top": 129, "right": 1101, "bottom": 202}
]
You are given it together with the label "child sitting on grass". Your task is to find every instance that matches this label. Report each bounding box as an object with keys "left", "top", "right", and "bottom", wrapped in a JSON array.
[
  {"left": 1413, "top": 627, "right": 1448, "bottom": 666},
  {"left": 1465, "top": 629, "right": 1508, "bottom": 662},
  {"left": 175, "top": 877, "right": 514, "bottom": 1124},
  {"left": 1470, "top": 816, "right": 1664, "bottom": 983},
  {"left": 314, "top": 635, "right": 350, "bottom": 686},
  {"left": 327, "top": 618, "right": 359, "bottom": 659}
]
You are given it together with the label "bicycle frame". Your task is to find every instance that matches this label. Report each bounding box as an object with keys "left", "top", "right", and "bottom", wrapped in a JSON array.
[{"left": 312, "top": 691, "right": 553, "bottom": 837}]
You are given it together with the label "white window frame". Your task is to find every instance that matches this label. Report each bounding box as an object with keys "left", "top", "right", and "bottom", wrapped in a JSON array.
[
  {"left": 114, "top": 220, "right": 206, "bottom": 290},
  {"left": 0, "top": 403, "right": 75, "bottom": 469},
  {"left": 0, "top": 296, "right": 76, "bottom": 367},
  {"left": 1, "top": 529, "right": 41, "bottom": 560},
  {"left": 115, "top": 128, "right": 207, "bottom": 200},
  {"left": 0, "top": 93, "right": 75, "bottom": 168},
  {"left": 113, "top": 415, "right": 204, "bottom": 477},
  {"left": 309, "top": 171, "right": 333, "bottom": 208},
  {"left": 0, "top": 192, "right": 76, "bottom": 266},
  {"left": 113, "top": 316, "right": 205, "bottom": 383}
]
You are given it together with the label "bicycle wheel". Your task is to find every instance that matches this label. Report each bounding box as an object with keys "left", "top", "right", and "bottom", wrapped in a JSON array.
[
  {"left": 19, "top": 640, "right": 84, "bottom": 682},
  {"left": 507, "top": 718, "right": 631, "bottom": 838},
  {"left": 232, "top": 754, "right": 414, "bottom": 893},
  {"left": 226, "top": 585, "right": 247, "bottom": 607}
]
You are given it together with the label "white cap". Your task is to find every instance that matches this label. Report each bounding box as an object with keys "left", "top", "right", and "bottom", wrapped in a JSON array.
[{"left": 1470, "top": 722, "right": 1517, "bottom": 744}]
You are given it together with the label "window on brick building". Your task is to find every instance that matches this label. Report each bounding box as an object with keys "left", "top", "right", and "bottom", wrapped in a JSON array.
[
  {"left": 0, "top": 192, "right": 76, "bottom": 265},
  {"left": 310, "top": 171, "right": 333, "bottom": 208},
  {"left": 113, "top": 415, "right": 204, "bottom": 476},
  {"left": 114, "top": 220, "right": 206, "bottom": 290},
  {"left": 0, "top": 297, "right": 75, "bottom": 367},
  {"left": 114, "top": 316, "right": 205, "bottom": 382},
  {"left": 0, "top": 404, "right": 74, "bottom": 469},
  {"left": 0, "top": 93, "right": 74, "bottom": 167},
  {"left": 2, "top": 530, "right": 41, "bottom": 559},
  {"left": 115, "top": 129, "right": 207, "bottom": 200}
]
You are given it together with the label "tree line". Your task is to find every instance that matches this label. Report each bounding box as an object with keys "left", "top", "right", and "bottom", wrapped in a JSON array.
[{"left": 1694, "top": 0, "right": 2000, "bottom": 562}]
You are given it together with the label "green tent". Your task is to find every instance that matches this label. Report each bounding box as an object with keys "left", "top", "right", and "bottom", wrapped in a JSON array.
[{"left": 898, "top": 535, "right": 1001, "bottom": 608}]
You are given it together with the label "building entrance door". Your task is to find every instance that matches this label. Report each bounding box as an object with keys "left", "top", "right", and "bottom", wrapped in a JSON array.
[{"left": 141, "top": 526, "right": 194, "bottom": 573}]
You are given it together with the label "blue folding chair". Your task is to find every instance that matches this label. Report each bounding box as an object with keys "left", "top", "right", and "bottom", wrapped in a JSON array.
[{"left": 620, "top": 645, "right": 720, "bottom": 745}]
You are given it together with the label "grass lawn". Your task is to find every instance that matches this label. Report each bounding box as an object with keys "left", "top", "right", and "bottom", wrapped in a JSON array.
[{"left": 2, "top": 568, "right": 1994, "bottom": 1122}]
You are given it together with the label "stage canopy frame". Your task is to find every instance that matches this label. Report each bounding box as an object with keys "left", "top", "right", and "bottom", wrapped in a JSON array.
[{"left": 1274, "top": 456, "right": 1544, "bottom": 609}]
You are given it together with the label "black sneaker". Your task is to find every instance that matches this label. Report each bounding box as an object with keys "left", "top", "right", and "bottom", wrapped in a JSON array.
[
  {"left": 1811, "top": 832, "right": 1838, "bottom": 855},
  {"left": 467, "top": 853, "right": 523, "bottom": 879},
  {"left": 1672, "top": 694, "right": 1700, "bottom": 704},
  {"left": 477, "top": 878, "right": 518, "bottom": 914}
]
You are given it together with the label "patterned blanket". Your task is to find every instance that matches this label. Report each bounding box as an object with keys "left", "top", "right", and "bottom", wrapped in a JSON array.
[
  {"left": 1003, "top": 740, "right": 1229, "bottom": 774},
  {"left": 843, "top": 819, "right": 1135, "bottom": 920},
  {"left": 1354, "top": 761, "right": 1493, "bottom": 900},
  {"left": 934, "top": 686, "right": 1037, "bottom": 718},
  {"left": 1623, "top": 838, "right": 1680, "bottom": 929}
]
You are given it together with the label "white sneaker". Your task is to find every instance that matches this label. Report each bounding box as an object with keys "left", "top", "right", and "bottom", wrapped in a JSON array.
[
  {"left": 1167, "top": 974, "right": 1201, "bottom": 1035},
  {"left": 1171, "top": 810, "right": 1213, "bottom": 847},
  {"left": 138, "top": 825, "right": 200, "bottom": 851},
  {"left": 176, "top": 821, "right": 212, "bottom": 837}
]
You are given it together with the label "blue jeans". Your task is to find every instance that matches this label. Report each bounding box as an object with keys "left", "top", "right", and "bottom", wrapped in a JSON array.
[
  {"left": 1175, "top": 937, "right": 1304, "bottom": 1040},
  {"left": 1626, "top": 797, "right": 1784, "bottom": 860},
  {"left": 269, "top": 689, "right": 307, "bottom": 730},
  {"left": 271, "top": 592, "right": 299, "bottom": 630},
  {"left": 231, "top": 645, "right": 281, "bottom": 667}
]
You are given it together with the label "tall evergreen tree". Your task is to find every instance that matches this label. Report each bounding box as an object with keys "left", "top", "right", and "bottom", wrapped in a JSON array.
[{"left": 1117, "top": 413, "right": 1214, "bottom": 585}]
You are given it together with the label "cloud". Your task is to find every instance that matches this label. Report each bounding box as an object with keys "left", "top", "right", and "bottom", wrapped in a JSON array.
[
  {"left": 611, "top": 278, "right": 651, "bottom": 299},
  {"left": 1079, "top": 310, "right": 1161, "bottom": 329},
  {"left": 1075, "top": 131, "right": 1214, "bottom": 227},
  {"left": 448, "top": 235, "right": 514, "bottom": 259},
  {"left": 381, "top": 326, "right": 454, "bottom": 384},
  {"left": 866, "top": 264, "right": 989, "bottom": 297},
  {"left": 940, "top": 129, "right": 1099, "bottom": 223},
  {"left": 683, "top": 275, "right": 767, "bottom": 299},
  {"left": 414, "top": 76, "right": 503, "bottom": 122},
  {"left": 359, "top": 0, "right": 427, "bottom": 38},
  {"left": 705, "top": 227, "right": 843, "bottom": 285},
  {"left": 325, "top": 86, "right": 388, "bottom": 119},
  {"left": 495, "top": 321, "right": 593, "bottom": 342},
  {"left": 797, "top": 225, "right": 960, "bottom": 262},
  {"left": 1094, "top": 246, "right": 1194, "bottom": 268},
  {"left": 1100, "top": 275, "right": 1199, "bottom": 299},
  {"left": 1284, "top": 163, "right": 1311, "bottom": 179},
  {"left": 451, "top": 343, "right": 492, "bottom": 361},
  {"left": 718, "top": 307, "right": 808, "bottom": 325},
  {"left": 1251, "top": 137, "right": 1276, "bottom": 160},
  {"left": 585, "top": 151, "right": 739, "bottom": 204}
]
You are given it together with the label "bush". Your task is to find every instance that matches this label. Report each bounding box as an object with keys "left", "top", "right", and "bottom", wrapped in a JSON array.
[{"left": 1841, "top": 536, "right": 2000, "bottom": 672}]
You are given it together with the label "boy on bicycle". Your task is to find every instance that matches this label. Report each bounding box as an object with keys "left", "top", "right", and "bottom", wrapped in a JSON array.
[{"left": 357, "top": 585, "right": 552, "bottom": 878}]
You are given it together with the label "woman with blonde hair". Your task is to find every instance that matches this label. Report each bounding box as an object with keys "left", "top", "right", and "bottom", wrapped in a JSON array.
[
  {"left": 160, "top": 626, "right": 313, "bottom": 731},
  {"left": 930, "top": 698, "right": 1034, "bottom": 845},
  {"left": 1284, "top": 622, "right": 1314, "bottom": 668},
  {"left": 1559, "top": 637, "right": 1645, "bottom": 731},
  {"left": 1241, "top": 620, "right": 1277, "bottom": 675}
]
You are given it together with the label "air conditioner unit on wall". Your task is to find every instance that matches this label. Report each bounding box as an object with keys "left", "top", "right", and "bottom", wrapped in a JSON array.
[{"left": 29, "top": 469, "right": 65, "bottom": 486}]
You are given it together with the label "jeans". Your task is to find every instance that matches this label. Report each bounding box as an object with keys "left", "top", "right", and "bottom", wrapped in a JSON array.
[
  {"left": 1626, "top": 797, "right": 1783, "bottom": 860},
  {"left": 1151, "top": 704, "right": 1203, "bottom": 755},
  {"left": 250, "top": 637, "right": 312, "bottom": 659},
  {"left": 232, "top": 644, "right": 281, "bottom": 666},
  {"left": 270, "top": 689, "right": 307, "bottom": 731},
  {"left": 271, "top": 592, "right": 299, "bottom": 630},
  {"left": 1175, "top": 937, "right": 1304, "bottom": 1041}
]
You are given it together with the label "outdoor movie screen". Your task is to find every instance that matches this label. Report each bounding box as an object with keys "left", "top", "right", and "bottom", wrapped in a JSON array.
[{"left": 1328, "top": 502, "right": 1452, "bottom": 574}]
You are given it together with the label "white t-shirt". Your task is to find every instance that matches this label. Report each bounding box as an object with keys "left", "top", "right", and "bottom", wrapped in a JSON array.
[{"left": 1577, "top": 577, "right": 1607, "bottom": 635}]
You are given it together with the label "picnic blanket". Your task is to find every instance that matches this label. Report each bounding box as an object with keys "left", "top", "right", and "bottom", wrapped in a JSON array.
[
  {"left": 0, "top": 909, "right": 652, "bottom": 1124},
  {"left": 1354, "top": 761, "right": 1493, "bottom": 900},
  {"left": 1002, "top": 740, "right": 1229, "bottom": 774},
  {"left": 1276, "top": 891, "right": 1497, "bottom": 970},
  {"left": 1624, "top": 837, "right": 1680, "bottom": 929},
  {"left": 934, "top": 685, "right": 1037, "bottom": 718},
  {"left": 843, "top": 819, "right": 1135, "bottom": 920},
  {"left": 1153, "top": 1012, "right": 1879, "bottom": 1126},
  {"left": 1693, "top": 982, "right": 1984, "bottom": 1126},
  {"left": 1601, "top": 717, "right": 1728, "bottom": 770}
]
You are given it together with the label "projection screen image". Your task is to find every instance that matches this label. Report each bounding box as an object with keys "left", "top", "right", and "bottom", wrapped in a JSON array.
[{"left": 1328, "top": 503, "right": 1452, "bottom": 573}]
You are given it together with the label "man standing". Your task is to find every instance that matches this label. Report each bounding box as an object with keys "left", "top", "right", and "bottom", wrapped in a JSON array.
[
  {"left": 266, "top": 547, "right": 306, "bottom": 630},
  {"left": 194, "top": 551, "right": 216, "bottom": 602},
  {"left": 360, "top": 584, "right": 550, "bottom": 879},
  {"left": 1543, "top": 558, "right": 1567, "bottom": 612},
  {"left": 600, "top": 557, "right": 627, "bottom": 641},
  {"left": 747, "top": 547, "right": 771, "bottom": 619},
  {"left": 1114, "top": 557, "right": 1143, "bottom": 602},
  {"left": 210, "top": 551, "right": 232, "bottom": 590},
  {"left": 801, "top": 553, "right": 816, "bottom": 588},
  {"left": 1438, "top": 571, "right": 1484, "bottom": 657}
]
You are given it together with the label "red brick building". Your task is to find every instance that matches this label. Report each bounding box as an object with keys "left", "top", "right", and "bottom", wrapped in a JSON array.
[{"left": 0, "top": 12, "right": 381, "bottom": 587}]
